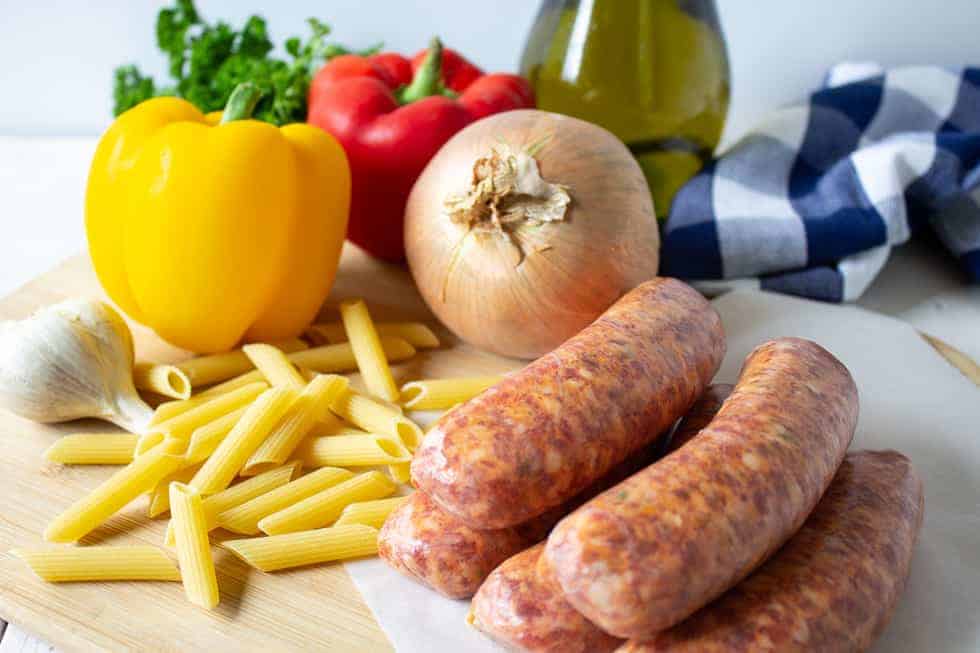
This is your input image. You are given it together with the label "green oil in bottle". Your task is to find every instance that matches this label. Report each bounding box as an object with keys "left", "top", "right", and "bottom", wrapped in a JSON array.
[{"left": 521, "top": 0, "right": 730, "bottom": 219}]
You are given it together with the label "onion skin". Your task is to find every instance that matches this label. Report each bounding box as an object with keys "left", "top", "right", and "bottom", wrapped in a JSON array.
[{"left": 405, "top": 109, "right": 660, "bottom": 359}]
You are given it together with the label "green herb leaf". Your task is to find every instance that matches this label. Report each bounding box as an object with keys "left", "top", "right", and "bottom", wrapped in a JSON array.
[{"left": 110, "top": 0, "right": 376, "bottom": 124}]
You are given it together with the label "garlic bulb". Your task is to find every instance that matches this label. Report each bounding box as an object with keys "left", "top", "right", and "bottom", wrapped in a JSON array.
[{"left": 0, "top": 299, "right": 153, "bottom": 433}]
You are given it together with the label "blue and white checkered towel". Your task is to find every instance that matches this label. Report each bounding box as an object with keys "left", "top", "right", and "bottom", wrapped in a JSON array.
[{"left": 663, "top": 63, "right": 980, "bottom": 302}]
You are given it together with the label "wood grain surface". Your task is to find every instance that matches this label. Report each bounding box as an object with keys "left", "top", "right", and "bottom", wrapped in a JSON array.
[{"left": 0, "top": 247, "right": 522, "bottom": 653}]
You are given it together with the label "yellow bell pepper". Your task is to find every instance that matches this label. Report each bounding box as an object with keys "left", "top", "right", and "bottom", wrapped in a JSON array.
[{"left": 86, "top": 83, "right": 350, "bottom": 353}]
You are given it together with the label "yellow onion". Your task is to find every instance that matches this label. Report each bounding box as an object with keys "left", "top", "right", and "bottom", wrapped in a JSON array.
[{"left": 405, "top": 109, "right": 660, "bottom": 359}]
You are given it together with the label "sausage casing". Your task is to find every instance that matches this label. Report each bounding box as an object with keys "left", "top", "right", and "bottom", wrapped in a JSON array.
[
  {"left": 617, "top": 450, "right": 924, "bottom": 652},
  {"left": 379, "top": 440, "right": 662, "bottom": 598},
  {"left": 470, "top": 543, "right": 623, "bottom": 653},
  {"left": 667, "top": 383, "right": 733, "bottom": 453},
  {"left": 411, "top": 278, "right": 725, "bottom": 529},
  {"left": 544, "top": 338, "right": 859, "bottom": 637},
  {"left": 377, "top": 491, "right": 526, "bottom": 600},
  {"left": 467, "top": 386, "right": 731, "bottom": 649}
]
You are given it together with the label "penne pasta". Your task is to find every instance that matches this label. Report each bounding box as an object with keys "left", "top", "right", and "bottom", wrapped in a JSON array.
[
  {"left": 44, "top": 433, "right": 138, "bottom": 465},
  {"left": 184, "top": 406, "right": 248, "bottom": 463},
  {"left": 334, "top": 496, "right": 408, "bottom": 529},
  {"left": 148, "top": 464, "right": 201, "bottom": 518},
  {"left": 258, "top": 470, "right": 395, "bottom": 535},
  {"left": 216, "top": 467, "right": 354, "bottom": 535},
  {"left": 135, "top": 432, "right": 166, "bottom": 457},
  {"left": 243, "top": 344, "right": 306, "bottom": 388},
  {"left": 306, "top": 321, "right": 440, "bottom": 349},
  {"left": 387, "top": 462, "right": 411, "bottom": 484},
  {"left": 149, "top": 371, "right": 264, "bottom": 425},
  {"left": 169, "top": 482, "right": 219, "bottom": 609},
  {"left": 288, "top": 337, "right": 416, "bottom": 374},
  {"left": 242, "top": 374, "right": 350, "bottom": 476},
  {"left": 132, "top": 362, "right": 192, "bottom": 400},
  {"left": 44, "top": 439, "right": 186, "bottom": 543},
  {"left": 13, "top": 546, "right": 181, "bottom": 582},
  {"left": 175, "top": 338, "right": 308, "bottom": 388},
  {"left": 297, "top": 435, "right": 410, "bottom": 468},
  {"left": 190, "top": 386, "right": 298, "bottom": 495},
  {"left": 203, "top": 461, "right": 301, "bottom": 517},
  {"left": 399, "top": 377, "right": 503, "bottom": 411},
  {"left": 308, "top": 411, "right": 364, "bottom": 437},
  {"left": 149, "top": 382, "right": 267, "bottom": 439},
  {"left": 339, "top": 299, "right": 400, "bottom": 402},
  {"left": 330, "top": 389, "right": 424, "bottom": 452},
  {"left": 164, "top": 462, "right": 301, "bottom": 546},
  {"left": 222, "top": 524, "right": 378, "bottom": 572},
  {"left": 149, "top": 337, "right": 413, "bottom": 426}
]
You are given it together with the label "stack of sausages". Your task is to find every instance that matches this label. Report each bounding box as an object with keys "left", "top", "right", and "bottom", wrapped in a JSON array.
[{"left": 378, "top": 278, "right": 925, "bottom": 652}]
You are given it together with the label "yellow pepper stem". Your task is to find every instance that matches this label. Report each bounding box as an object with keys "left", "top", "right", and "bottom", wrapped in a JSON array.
[{"left": 221, "top": 83, "right": 264, "bottom": 124}]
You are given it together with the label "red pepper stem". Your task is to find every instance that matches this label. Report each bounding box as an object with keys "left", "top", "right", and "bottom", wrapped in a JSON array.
[
  {"left": 398, "top": 37, "right": 446, "bottom": 104},
  {"left": 220, "top": 82, "right": 264, "bottom": 124}
]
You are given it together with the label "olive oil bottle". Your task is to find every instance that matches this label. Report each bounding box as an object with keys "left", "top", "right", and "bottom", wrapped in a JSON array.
[{"left": 521, "top": 0, "right": 730, "bottom": 219}]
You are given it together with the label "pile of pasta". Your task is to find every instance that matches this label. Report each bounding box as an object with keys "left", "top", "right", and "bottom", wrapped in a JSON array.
[{"left": 13, "top": 299, "right": 501, "bottom": 609}]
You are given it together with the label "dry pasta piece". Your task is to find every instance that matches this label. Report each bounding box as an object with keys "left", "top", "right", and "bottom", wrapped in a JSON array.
[
  {"left": 330, "top": 389, "right": 423, "bottom": 452},
  {"left": 148, "top": 464, "right": 202, "bottom": 518},
  {"left": 164, "top": 462, "right": 301, "bottom": 546},
  {"left": 44, "top": 433, "right": 138, "bottom": 465},
  {"left": 243, "top": 344, "right": 306, "bottom": 388},
  {"left": 334, "top": 496, "right": 408, "bottom": 529},
  {"left": 133, "top": 362, "right": 192, "bottom": 400},
  {"left": 216, "top": 467, "right": 354, "bottom": 535},
  {"left": 13, "top": 546, "right": 180, "bottom": 582},
  {"left": 135, "top": 432, "right": 167, "bottom": 457},
  {"left": 223, "top": 524, "right": 378, "bottom": 571},
  {"left": 175, "top": 338, "right": 308, "bottom": 388},
  {"left": 308, "top": 411, "right": 364, "bottom": 437},
  {"left": 258, "top": 471, "right": 395, "bottom": 535},
  {"left": 190, "top": 387, "right": 297, "bottom": 495},
  {"left": 44, "top": 439, "right": 186, "bottom": 543},
  {"left": 339, "top": 299, "right": 400, "bottom": 402},
  {"left": 169, "top": 482, "right": 219, "bottom": 609},
  {"left": 148, "top": 382, "right": 267, "bottom": 439},
  {"left": 289, "top": 337, "right": 415, "bottom": 375},
  {"left": 306, "top": 321, "right": 440, "bottom": 349},
  {"left": 297, "top": 435, "right": 410, "bottom": 468},
  {"left": 184, "top": 406, "right": 248, "bottom": 463},
  {"left": 149, "top": 337, "right": 413, "bottom": 425},
  {"left": 242, "top": 374, "right": 349, "bottom": 476},
  {"left": 149, "top": 372, "right": 264, "bottom": 425},
  {"left": 388, "top": 462, "right": 411, "bottom": 484},
  {"left": 204, "top": 460, "right": 302, "bottom": 516},
  {"left": 399, "top": 377, "right": 503, "bottom": 411}
]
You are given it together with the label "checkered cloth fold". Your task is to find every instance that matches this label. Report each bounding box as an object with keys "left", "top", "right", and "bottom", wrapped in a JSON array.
[{"left": 662, "top": 63, "right": 980, "bottom": 301}]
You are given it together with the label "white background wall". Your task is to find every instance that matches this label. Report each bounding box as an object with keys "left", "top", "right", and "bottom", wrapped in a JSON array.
[{"left": 2, "top": 0, "right": 979, "bottom": 142}]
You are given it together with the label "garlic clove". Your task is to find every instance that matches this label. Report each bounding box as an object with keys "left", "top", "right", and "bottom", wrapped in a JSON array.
[{"left": 0, "top": 299, "right": 153, "bottom": 433}]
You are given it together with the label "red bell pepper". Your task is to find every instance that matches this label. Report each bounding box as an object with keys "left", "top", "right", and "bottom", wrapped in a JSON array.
[{"left": 308, "top": 38, "right": 535, "bottom": 261}]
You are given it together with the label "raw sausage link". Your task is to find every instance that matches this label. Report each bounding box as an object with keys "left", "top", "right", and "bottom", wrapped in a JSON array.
[
  {"left": 617, "top": 450, "right": 924, "bottom": 652},
  {"left": 467, "top": 387, "right": 730, "bottom": 649},
  {"left": 544, "top": 337, "right": 859, "bottom": 637},
  {"left": 377, "top": 492, "right": 526, "bottom": 599},
  {"left": 667, "top": 384, "right": 733, "bottom": 453},
  {"left": 379, "top": 441, "right": 662, "bottom": 598},
  {"left": 411, "top": 278, "right": 725, "bottom": 529},
  {"left": 470, "top": 543, "right": 623, "bottom": 653}
]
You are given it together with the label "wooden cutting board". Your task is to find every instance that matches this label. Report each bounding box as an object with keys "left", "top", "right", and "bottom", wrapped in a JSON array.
[
  {"left": 0, "top": 247, "right": 524, "bottom": 653},
  {"left": 0, "top": 249, "right": 975, "bottom": 653}
]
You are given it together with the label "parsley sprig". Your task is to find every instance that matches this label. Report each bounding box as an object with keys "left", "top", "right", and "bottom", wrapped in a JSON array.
[{"left": 112, "top": 0, "right": 379, "bottom": 125}]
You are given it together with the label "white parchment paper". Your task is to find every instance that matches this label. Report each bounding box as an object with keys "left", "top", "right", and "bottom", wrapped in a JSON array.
[{"left": 346, "top": 290, "right": 980, "bottom": 652}]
